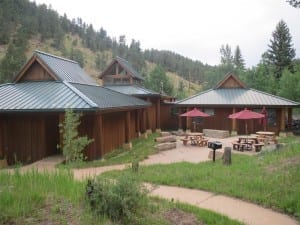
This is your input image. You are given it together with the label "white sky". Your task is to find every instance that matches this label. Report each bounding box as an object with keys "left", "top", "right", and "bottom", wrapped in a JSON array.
[{"left": 32, "top": 0, "right": 300, "bottom": 68}]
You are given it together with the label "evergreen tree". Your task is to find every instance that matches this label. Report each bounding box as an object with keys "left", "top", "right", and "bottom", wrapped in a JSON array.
[
  {"left": 0, "top": 31, "right": 28, "bottom": 83},
  {"left": 70, "top": 48, "right": 85, "bottom": 67},
  {"left": 144, "top": 66, "right": 173, "bottom": 96},
  {"left": 278, "top": 62, "right": 300, "bottom": 102},
  {"left": 59, "top": 109, "right": 93, "bottom": 163},
  {"left": 233, "top": 45, "right": 245, "bottom": 71},
  {"left": 286, "top": 0, "right": 300, "bottom": 8},
  {"left": 177, "top": 80, "right": 187, "bottom": 99},
  {"left": 220, "top": 44, "right": 234, "bottom": 66},
  {"left": 266, "top": 20, "right": 296, "bottom": 79}
]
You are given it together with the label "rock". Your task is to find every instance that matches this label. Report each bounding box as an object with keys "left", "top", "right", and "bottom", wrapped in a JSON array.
[{"left": 155, "top": 142, "right": 176, "bottom": 151}]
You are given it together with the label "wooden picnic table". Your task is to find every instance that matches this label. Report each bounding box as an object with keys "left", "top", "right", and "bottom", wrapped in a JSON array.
[
  {"left": 181, "top": 132, "right": 207, "bottom": 147},
  {"left": 256, "top": 131, "right": 277, "bottom": 144},
  {"left": 232, "top": 136, "right": 264, "bottom": 152}
]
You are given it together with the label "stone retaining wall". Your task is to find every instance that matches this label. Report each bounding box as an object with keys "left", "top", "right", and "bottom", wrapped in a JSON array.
[{"left": 203, "top": 129, "right": 230, "bottom": 138}]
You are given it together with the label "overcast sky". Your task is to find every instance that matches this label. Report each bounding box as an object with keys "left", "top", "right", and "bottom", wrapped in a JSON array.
[{"left": 32, "top": 0, "right": 299, "bottom": 68}]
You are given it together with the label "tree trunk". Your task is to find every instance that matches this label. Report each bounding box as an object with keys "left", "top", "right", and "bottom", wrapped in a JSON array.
[{"left": 223, "top": 147, "right": 232, "bottom": 165}]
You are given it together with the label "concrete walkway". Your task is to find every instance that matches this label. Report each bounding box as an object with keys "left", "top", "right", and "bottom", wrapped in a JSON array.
[
  {"left": 148, "top": 184, "right": 298, "bottom": 225},
  {"left": 5, "top": 137, "right": 299, "bottom": 225}
]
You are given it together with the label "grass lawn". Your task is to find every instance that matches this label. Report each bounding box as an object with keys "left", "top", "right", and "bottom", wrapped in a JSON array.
[
  {"left": 102, "top": 137, "right": 300, "bottom": 220},
  {"left": 0, "top": 170, "right": 243, "bottom": 225},
  {"left": 59, "top": 132, "right": 160, "bottom": 169}
]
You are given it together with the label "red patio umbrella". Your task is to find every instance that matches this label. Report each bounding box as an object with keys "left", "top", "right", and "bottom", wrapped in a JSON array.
[
  {"left": 180, "top": 108, "right": 210, "bottom": 131},
  {"left": 228, "top": 108, "right": 265, "bottom": 134},
  {"left": 180, "top": 108, "right": 210, "bottom": 117}
]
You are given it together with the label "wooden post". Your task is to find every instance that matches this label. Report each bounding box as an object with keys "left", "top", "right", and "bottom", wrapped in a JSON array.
[
  {"left": 280, "top": 108, "right": 286, "bottom": 132},
  {"left": 141, "top": 109, "right": 146, "bottom": 133},
  {"left": 186, "top": 107, "right": 192, "bottom": 131},
  {"left": 232, "top": 108, "right": 236, "bottom": 132},
  {"left": 136, "top": 110, "right": 140, "bottom": 136},
  {"left": 156, "top": 98, "right": 161, "bottom": 130},
  {"left": 94, "top": 114, "right": 104, "bottom": 159},
  {"left": 58, "top": 113, "right": 64, "bottom": 150},
  {"left": 223, "top": 147, "right": 232, "bottom": 165},
  {"left": 124, "top": 111, "right": 132, "bottom": 149},
  {"left": 288, "top": 108, "right": 292, "bottom": 130},
  {"left": 125, "top": 111, "right": 130, "bottom": 143},
  {"left": 178, "top": 108, "right": 182, "bottom": 129}
]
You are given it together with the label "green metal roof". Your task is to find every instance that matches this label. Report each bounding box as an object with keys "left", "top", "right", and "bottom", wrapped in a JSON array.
[
  {"left": 176, "top": 88, "right": 300, "bottom": 107},
  {"left": 104, "top": 85, "right": 160, "bottom": 96},
  {"left": 35, "top": 50, "right": 98, "bottom": 85},
  {"left": 0, "top": 81, "right": 149, "bottom": 112},
  {"left": 71, "top": 83, "right": 151, "bottom": 109}
]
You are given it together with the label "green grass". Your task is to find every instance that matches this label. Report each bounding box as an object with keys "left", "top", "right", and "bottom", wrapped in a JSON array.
[
  {"left": 59, "top": 132, "right": 160, "bottom": 168},
  {"left": 0, "top": 170, "right": 242, "bottom": 225},
  {"left": 102, "top": 138, "right": 300, "bottom": 219}
]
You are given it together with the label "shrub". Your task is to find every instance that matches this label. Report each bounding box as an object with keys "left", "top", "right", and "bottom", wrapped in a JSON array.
[
  {"left": 86, "top": 173, "right": 148, "bottom": 224},
  {"left": 59, "top": 109, "right": 93, "bottom": 163}
]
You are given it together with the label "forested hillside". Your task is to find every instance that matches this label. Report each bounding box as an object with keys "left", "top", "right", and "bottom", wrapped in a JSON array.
[{"left": 0, "top": 0, "right": 299, "bottom": 101}]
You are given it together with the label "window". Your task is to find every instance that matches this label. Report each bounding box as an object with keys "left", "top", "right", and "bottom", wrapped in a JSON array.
[
  {"left": 204, "top": 108, "right": 215, "bottom": 116},
  {"left": 267, "top": 109, "right": 277, "bottom": 126}
]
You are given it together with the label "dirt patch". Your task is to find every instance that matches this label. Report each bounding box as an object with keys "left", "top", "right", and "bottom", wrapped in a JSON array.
[
  {"left": 164, "top": 208, "right": 204, "bottom": 225},
  {"left": 5, "top": 197, "right": 82, "bottom": 225},
  {"left": 266, "top": 155, "right": 300, "bottom": 173}
]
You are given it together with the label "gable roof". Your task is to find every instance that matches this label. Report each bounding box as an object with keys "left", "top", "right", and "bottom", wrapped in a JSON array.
[
  {"left": 0, "top": 81, "right": 150, "bottom": 112},
  {"left": 100, "top": 56, "right": 144, "bottom": 81},
  {"left": 176, "top": 88, "right": 300, "bottom": 107},
  {"left": 104, "top": 85, "right": 160, "bottom": 97},
  {"left": 215, "top": 73, "right": 247, "bottom": 89},
  {"left": 14, "top": 50, "right": 98, "bottom": 85}
]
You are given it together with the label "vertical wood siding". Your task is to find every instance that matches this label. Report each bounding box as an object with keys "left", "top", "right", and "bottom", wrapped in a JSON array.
[{"left": 0, "top": 114, "right": 59, "bottom": 165}]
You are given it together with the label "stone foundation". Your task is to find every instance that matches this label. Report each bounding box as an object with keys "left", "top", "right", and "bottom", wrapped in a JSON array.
[{"left": 123, "top": 142, "right": 132, "bottom": 150}]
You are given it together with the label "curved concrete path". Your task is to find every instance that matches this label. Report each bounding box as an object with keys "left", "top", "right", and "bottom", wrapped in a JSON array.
[
  {"left": 148, "top": 184, "right": 298, "bottom": 225},
  {"left": 5, "top": 138, "right": 299, "bottom": 225}
]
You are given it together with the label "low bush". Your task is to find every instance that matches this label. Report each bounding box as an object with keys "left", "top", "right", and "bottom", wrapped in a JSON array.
[{"left": 86, "top": 173, "right": 148, "bottom": 224}]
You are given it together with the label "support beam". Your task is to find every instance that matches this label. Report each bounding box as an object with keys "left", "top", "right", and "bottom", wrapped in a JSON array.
[
  {"left": 156, "top": 98, "right": 161, "bottom": 130},
  {"left": 124, "top": 111, "right": 132, "bottom": 149},
  {"left": 58, "top": 113, "right": 64, "bottom": 150},
  {"left": 288, "top": 108, "right": 292, "bottom": 130},
  {"left": 280, "top": 108, "right": 286, "bottom": 132},
  {"left": 232, "top": 107, "right": 236, "bottom": 132},
  {"left": 178, "top": 108, "right": 182, "bottom": 129},
  {"left": 95, "top": 114, "right": 104, "bottom": 158}
]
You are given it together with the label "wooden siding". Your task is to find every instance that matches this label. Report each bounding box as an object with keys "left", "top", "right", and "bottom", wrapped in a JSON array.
[
  {"left": 19, "top": 61, "right": 54, "bottom": 82},
  {"left": 101, "top": 112, "right": 126, "bottom": 155},
  {"left": 130, "top": 110, "right": 138, "bottom": 139},
  {"left": 160, "top": 104, "right": 178, "bottom": 130},
  {"left": 178, "top": 107, "right": 286, "bottom": 135},
  {"left": 0, "top": 114, "right": 59, "bottom": 165},
  {"left": 0, "top": 108, "right": 152, "bottom": 165}
]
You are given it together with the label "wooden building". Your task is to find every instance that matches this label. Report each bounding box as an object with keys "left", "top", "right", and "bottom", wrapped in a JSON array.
[
  {"left": 0, "top": 51, "right": 150, "bottom": 165},
  {"left": 176, "top": 73, "right": 300, "bottom": 135},
  {"left": 99, "top": 56, "right": 176, "bottom": 131}
]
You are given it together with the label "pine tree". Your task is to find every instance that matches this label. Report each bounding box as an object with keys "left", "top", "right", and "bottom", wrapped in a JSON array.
[
  {"left": 59, "top": 109, "right": 93, "bottom": 163},
  {"left": 233, "top": 45, "right": 245, "bottom": 71},
  {"left": 0, "top": 31, "right": 28, "bottom": 83},
  {"left": 144, "top": 66, "right": 173, "bottom": 96},
  {"left": 266, "top": 20, "right": 296, "bottom": 79},
  {"left": 220, "top": 44, "right": 233, "bottom": 66},
  {"left": 286, "top": 0, "right": 300, "bottom": 8}
]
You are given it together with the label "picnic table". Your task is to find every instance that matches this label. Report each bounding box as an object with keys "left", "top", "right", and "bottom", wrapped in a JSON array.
[
  {"left": 256, "top": 131, "right": 277, "bottom": 144},
  {"left": 181, "top": 132, "right": 208, "bottom": 147},
  {"left": 232, "top": 136, "right": 264, "bottom": 152}
]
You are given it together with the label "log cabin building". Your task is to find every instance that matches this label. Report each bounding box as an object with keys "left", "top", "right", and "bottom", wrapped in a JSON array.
[
  {"left": 99, "top": 56, "right": 176, "bottom": 131},
  {"left": 177, "top": 73, "right": 300, "bottom": 135},
  {"left": 0, "top": 51, "right": 151, "bottom": 165}
]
